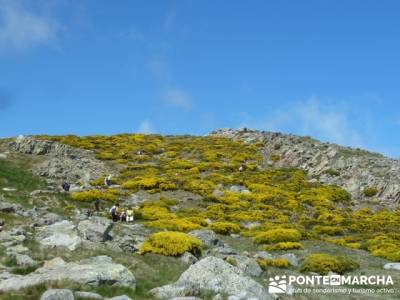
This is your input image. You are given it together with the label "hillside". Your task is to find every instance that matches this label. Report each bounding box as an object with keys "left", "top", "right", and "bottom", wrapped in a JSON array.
[{"left": 0, "top": 131, "right": 399, "bottom": 300}]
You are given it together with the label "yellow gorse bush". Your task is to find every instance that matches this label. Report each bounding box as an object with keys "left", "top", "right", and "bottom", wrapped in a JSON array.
[
  {"left": 254, "top": 228, "right": 302, "bottom": 244},
  {"left": 140, "top": 231, "right": 201, "bottom": 256},
  {"left": 300, "top": 253, "right": 359, "bottom": 275}
]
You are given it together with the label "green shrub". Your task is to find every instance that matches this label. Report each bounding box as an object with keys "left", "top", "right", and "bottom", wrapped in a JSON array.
[
  {"left": 254, "top": 228, "right": 301, "bottom": 244},
  {"left": 300, "top": 253, "right": 359, "bottom": 275},
  {"left": 140, "top": 231, "right": 201, "bottom": 256},
  {"left": 363, "top": 187, "right": 378, "bottom": 197},
  {"left": 312, "top": 225, "right": 344, "bottom": 236}
]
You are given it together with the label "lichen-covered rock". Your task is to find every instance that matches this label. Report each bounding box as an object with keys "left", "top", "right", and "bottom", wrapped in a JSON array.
[
  {"left": 78, "top": 217, "right": 113, "bottom": 243},
  {"left": 188, "top": 230, "right": 222, "bottom": 248},
  {"left": 36, "top": 220, "right": 81, "bottom": 251},
  {"left": 0, "top": 256, "right": 136, "bottom": 292},
  {"left": 226, "top": 255, "right": 262, "bottom": 277},
  {"left": 40, "top": 289, "right": 74, "bottom": 300},
  {"left": 150, "top": 256, "right": 272, "bottom": 299}
]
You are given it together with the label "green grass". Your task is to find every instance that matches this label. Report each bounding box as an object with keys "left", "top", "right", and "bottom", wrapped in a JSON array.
[{"left": 0, "top": 159, "right": 45, "bottom": 207}]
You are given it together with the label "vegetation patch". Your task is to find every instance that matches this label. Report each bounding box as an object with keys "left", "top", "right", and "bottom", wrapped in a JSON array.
[
  {"left": 140, "top": 231, "right": 202, "bottom": 256},
  {"left": 300, "top": 253, "right": 359, "bottom": 275}
]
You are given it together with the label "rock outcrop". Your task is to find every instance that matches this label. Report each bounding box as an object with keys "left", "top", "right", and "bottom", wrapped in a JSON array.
[
  {"left": 150, "top": 256, "right": 272, "bottom": 299},
  {"left": 9, "top": 136, "right": 112, "bottom": 183},
  {"left": 0, "top": 256, "right": 136, "bottom": 292},
  {"left": 210, "top": 128, "right": 400, "bottom": 209},
  {"left": 36, "top": 220, "right": 81, "bottom": 251}
]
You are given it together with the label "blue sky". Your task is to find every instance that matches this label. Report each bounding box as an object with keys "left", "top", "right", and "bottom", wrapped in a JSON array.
[{"left": 0, "top": 0, "right": 400, "bottom": 157}]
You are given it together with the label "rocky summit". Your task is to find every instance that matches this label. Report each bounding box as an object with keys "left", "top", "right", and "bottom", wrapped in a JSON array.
[{"left": 0, "top": 130, "right": 400, "bottom": 300}]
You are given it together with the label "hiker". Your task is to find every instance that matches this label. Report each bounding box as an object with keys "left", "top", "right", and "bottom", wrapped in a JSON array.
[
  {"left": 110, "top": 203, "right": 120, "bottom": 222},
  {"left": 61, "top": 182, "right": 70, "bottom": 192},
  {"left": 120, "top": 210, "right": 127, "bottom": 222},
  {"left": 86, "top": 209, "right": 93, "bottom": 218},
  {"left": 104, "top": 175, "right": 112, "bottom": 187},
  {"left": 94, "top": 199, "right": 100, "bottom": 212},
  {"left": 126, "top": 207, "right": 134, "bottom": 222}
]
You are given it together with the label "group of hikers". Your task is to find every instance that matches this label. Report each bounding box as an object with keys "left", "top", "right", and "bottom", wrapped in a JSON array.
[{"left": 109, "top": 203, "right": 134, "bottom": 222}]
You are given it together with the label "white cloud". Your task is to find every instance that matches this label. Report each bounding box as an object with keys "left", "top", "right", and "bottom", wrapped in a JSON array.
[
  {"left": 137, "top": 119, "right": 154, "bottom": 134},
  {"left": 165, "top": 88, "right": 193, "bottom": 110},
  {"left": 243, "top": 97, "right": 363, "bottom": 148},
  {"left": 0, "top": 0, "right": 60, "bottom": 51}
]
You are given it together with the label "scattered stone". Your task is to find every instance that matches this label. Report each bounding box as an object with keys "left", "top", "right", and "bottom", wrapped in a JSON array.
[
  {"left": 36, "top": 220, "right": 81, "bottom": 251},
  {"left": 0, "top": 228, "right": 26, "bottom": 247},
  {"left": 0, "top": 256, "right": 136, "bottom": 292},
  {"left": 170, "top": 298, "right": 202, "bottom": 300},
  {"left": 279, "top": 253, "right": 298, "bottom": 267},
  {"left": 254, "top": 251, "right": 273, "bottom": 260},
  {"left": 107, "top": 296, "right": 133, "bottom": 300},
  {"left": 226, "top": 255, "right": 262, "bottom": 277},
  {"left": 7, "top": 253, "right": 38, "bottom": 267},
  {"left": 2, "top": 187, "right": 17, "bottom": 192},
  {"left": 74, "top": 291, "right": 103, "bottom": 299},
  {"left": 179, "top": 252, "right": 198, "bottom": 265},
  {"left": 188, "top": 230, "right": 223, "bottom": 248},
  {"left": 40, "top": 289, "right": 74, "bottom": 300},
  {"left": 78, "top": 217, "right": 113, "bottom": 243},
  {"left": 36, "top": 213, "right": 64, "bottom": 226},
  {"left": 384, "top": 263, "right": 400, "bottom": 271},
  {"left": 0, "top": 153, "right": 7, "bottom": 159}
]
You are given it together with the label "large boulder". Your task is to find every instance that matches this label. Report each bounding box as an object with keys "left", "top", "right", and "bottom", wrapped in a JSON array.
[
  {"left": 188, "top": 230, "right": 222, "bottom": 248},
  {"left": 78, "top": 217, "right": 113, "bottom": 243},
  {"left": 0, "top": 256, "right": 136, "bottom": 292},
  {"left": 150, "top": 256, "right": 272, "bottom": 299},
  {"left": 40, "top": 289, "right": 74, "bottom": 300},
  {"left": 226, "top": 255, "right": 262, "bottom": 277},
  {"left": 36, "top": 220, "right": 81, "bottom": 251}
]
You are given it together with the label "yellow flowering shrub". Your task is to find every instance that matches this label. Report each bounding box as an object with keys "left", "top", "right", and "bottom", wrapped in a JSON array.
[
  {"left": 140, "top": 231, "right": 201, "bottom": 256},
  {"left": 254, "top": 228, "right": 301, "bottom": 244},
  {"left": 257, "top": 258, "right": 290, "bottom": 269},
  {"left": 147, "top": 218, "right": 202, "bottom": 232},
  {"left": 70, "top": 189, "right": 118, "bottom": 202},
  {"left": 262, "top": 242, "right": 304, "bottom": 251},
  {"left": 300, "top": 253, "right": 359, "bottom": 275},
  {"left": 210, "top": 222, "right": 240, "bottom": 235}
]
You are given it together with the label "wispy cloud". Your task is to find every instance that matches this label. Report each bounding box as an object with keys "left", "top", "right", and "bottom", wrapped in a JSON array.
[
  {"left": 137, "top": 119, "right": 154, "bottom": 134},
  {"left": 242, "top": 97, "right": 363, "bottom": 148},
  {"left": 165, "top": 88, "right": 193, "bottom": 110},
  {"left": 0, "top": 0, "right": 61, "bottom": 52}
]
